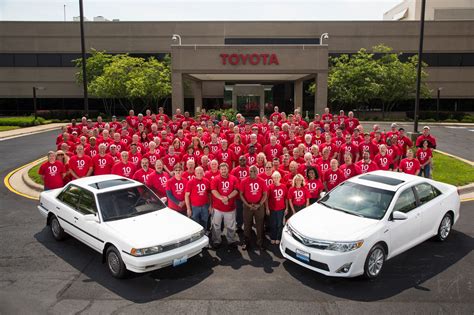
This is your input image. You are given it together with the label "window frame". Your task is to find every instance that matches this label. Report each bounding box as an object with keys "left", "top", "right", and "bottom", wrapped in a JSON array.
[
  {"left": 392, "top": 186, "right": 418, "bottom": 214},
  {"left": 413, "top": 182, "right": 441, "bottom": 206}
]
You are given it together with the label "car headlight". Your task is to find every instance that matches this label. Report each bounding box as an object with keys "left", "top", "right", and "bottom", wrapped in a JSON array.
[
  {"left": 327, "top": 241, "right": 364, "bottom": 252},
  {"left": 190, "top": 229, "right": 205, "bottom": 242},
  {"left": 130, "top": 245, "right": 163, "bottom": 257}
]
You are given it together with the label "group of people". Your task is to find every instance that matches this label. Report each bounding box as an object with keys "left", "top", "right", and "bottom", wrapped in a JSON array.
[{"left": 39, "top": 106, "right": 437, "bottom": 249}]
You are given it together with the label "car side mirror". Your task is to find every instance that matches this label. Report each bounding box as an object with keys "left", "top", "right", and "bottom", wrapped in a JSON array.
[
  {"left": 160, "top": 197, "right": 168, "bottom": 204},
  {"left": 392, "top": 211, "right": 408, "bottom": 221},
  {"left": 84, "top": 213, "right": 99, "bottom": 223},
  {"left": 319, "top": 191, "right": 327, "bottom": 199}
]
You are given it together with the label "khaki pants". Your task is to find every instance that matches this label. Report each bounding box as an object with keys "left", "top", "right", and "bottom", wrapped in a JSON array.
[
  {"left": 211, "top": 208, "right": 239, "bottom": 244},
  {"left": 243, "top": 204, "right": 265, "bottom": 246}
]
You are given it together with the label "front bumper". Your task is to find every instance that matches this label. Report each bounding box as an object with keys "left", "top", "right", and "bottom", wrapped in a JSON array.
[
  {"left": 121, "top": 236, "right": 209, "bottom": 273},
  {"left": 280, "top": 227, "right": 366, "bottom": 277}
]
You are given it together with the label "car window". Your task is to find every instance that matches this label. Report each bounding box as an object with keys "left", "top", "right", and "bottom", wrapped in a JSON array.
[
  {"left": 414, "top": 183, "right": 439, "bottom": 205},
  {"left": 59, "top": 185, "right": 81, "bottom": 209},
  {"left": 393, "top": 188, "right": 417, "bottom": 213},
  {"left": 78, "top": 189, "right": 98, "bottom": 215}
]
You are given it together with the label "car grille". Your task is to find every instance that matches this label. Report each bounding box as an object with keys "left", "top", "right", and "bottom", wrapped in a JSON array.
[
  {"left": 288, "top": 227, "right": 331, "bottom": 250},
  {"left": 285, "top": 248, "right": 330, "bottom": 271},
  {"left": 161, "top": 234, "right": 202, "bottom": 253}
]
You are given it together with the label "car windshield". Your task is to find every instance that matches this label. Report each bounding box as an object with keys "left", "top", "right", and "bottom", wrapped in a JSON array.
[
  {"left": 319, "top": 182, "right": 395, "bottom": 220},
  {"left": 97, "top": 185, "right": 166, "bottom": 222}
]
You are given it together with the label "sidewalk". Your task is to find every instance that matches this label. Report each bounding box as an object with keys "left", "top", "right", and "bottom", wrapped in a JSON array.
[{"left": 0, "top": 123, "right": 66, "bottom": 140}]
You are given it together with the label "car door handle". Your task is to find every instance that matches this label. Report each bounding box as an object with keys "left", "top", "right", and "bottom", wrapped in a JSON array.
[
  {"left": 74, "top": 217, "right": 79, "bottom": 220},
  {"left": 56, "top": 207, "right": 60, "bottom": 210}
]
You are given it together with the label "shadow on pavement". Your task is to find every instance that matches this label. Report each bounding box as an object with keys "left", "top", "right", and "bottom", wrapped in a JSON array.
[
  {"left": 283, "top": 229, "right": 473, "bottom": 302},
  {"left": 34, "top": 227, "right": 217, "bottom": 303}
]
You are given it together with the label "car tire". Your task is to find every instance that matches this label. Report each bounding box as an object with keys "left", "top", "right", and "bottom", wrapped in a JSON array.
[
  {"left": 50, "top": 215, "right": 66, "bottom": 241},
  {"left": 436, "top": 213, "right": 453, "bottom": 242},
  {"left": 106, "top": 246, "right": 127, "bottom": 279},
  {"left": 363, "top": 244, "right": 386, "bottom": 279}
]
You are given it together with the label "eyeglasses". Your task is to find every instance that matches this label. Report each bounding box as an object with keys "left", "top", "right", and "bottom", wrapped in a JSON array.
[{"left": 265, "top": 166, "right": 272, "bottom": 169}]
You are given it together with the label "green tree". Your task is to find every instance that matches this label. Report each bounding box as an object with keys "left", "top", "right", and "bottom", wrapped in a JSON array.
[{"left": 74, "top": 49, "right": 113, "bottom": 84}]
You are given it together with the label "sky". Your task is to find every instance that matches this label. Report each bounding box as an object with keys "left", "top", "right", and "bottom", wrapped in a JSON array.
[{"left": 0, "top": 0, "right": 401, "bottom": 21}]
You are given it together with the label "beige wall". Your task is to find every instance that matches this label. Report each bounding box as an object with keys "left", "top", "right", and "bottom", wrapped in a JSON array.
[{"left": 384, "top": 0, "right": 474, "bottom": 20}]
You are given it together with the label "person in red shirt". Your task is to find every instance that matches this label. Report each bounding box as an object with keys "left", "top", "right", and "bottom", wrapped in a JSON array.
[
  {"left": 416, "top": 140, "right": 433, "bottom": 178},
  {"left": 416, "top": 126, "right": 437, "bottom": 149},
  {"left": 92, "top": 143, "right": 114, "bottom": 175},
  {"left": 166, "top": 164, "right": 188, "bottom": 215},
  {"left": 263, "top": 135, "right": 283, "bottom": 161},
  {"left": 230, "top": 156, "right": 250, "bottom": 232},
  {"left": 399, "top": 149, "right": 421, "bottom": 175},
  {"left": 215, "top": 139, "right": 235, "bottom": 169},
  {"left": 339, "top": 134, "right": 359, "bottom": 164},
  {"left": 306, "top": 167, "right": 324, "bottom": 204},
  {"left": 162, "top": 146, "right": 180, "bottom": 174},
  {"left": 340, "top": 153, "right": 361, "bottom": 180},
  {"left": 258, "top": 161, "right": 275, "bottom": 188},
  {"left": 397, "top": 128, "right": 413, "bottom": 157},
  {"left": 266, "top": 171, "right": 288, "bottom": 244},
  {"left": 183, "top": 159, "right": 196, "bottom": 181},
  {"left": 210, "top": 163, "right": 240, "bottom": 248},
  {"left": 185, "top": 166, "right": 211, "bottom": 228},
  {"left": 240, "top": 165, "right": 268, "bottom": 250},
  {"left": 288, "top": 174, "right": 310, "bottom": 216},
  {"left": 144, "top": 156, "right": 168, "bottom": 191},
  {"left": 68, "top": 145, "right": 93, "bottom": 179},
  {"left": 374, "top": 145, "right": 394, "bottom": 171},
  {"left": 111, "top": 151, "right": 136, "bottom": 179},
  {"left": 205, "top": 159, "right": 220, "bottom": 182},
  {"left": 356, "top": 150, "right": 379, "bottom": 174},
  {"left": 323, "top": 159, "right": 344, "bottom": 191},
  {"left": 316, "top": 147, "right": 332, "bottom": 175},
  {"left": 359, "top": 133, "right": 379, "bottom": 160},
  {"left": 38, "top": 151, "right": 66, "bottom": 190},
  {"left": 321, "top": 107, "right": 333, "bottom": 124},
  {"left": 132, "top": 158, "right": 153, "bottom": 184}
]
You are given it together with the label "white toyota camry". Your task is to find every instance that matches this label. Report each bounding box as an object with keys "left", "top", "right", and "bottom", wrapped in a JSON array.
[
  {"left": 37, "top": 175, "right": 209, "bottom": 278},
  {"left": 280, "top": 171, "right": 460, "bottom": 279}
]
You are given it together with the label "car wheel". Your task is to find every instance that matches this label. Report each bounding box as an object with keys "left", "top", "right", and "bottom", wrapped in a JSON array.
[
  {"left": 106, "top": 246, "right": 127, "bottom": 279},
  {"left": 436, "top": 213, "right": 452, "bottom": 242},
  {"left": 364, "top": 244, "right": 386, "bottom": 279},
  {"left": 50, "top": 215, "right": 66, "bottom": 241}
]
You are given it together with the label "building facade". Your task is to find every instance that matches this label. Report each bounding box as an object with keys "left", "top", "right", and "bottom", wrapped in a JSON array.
[{"left": 0, "top": 20, "right": 473, "bottom": 116}]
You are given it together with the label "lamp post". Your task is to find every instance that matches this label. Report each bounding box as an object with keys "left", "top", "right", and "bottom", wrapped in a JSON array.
[
  {"left": 33, "top": 86, "right": 45, "bottom": 120},
  {"left": 436, "top": 87, "right": 443, "bottom": 121},
  {"left": 414, "top": 0, "right": 426, "bottom": 133},
  {"left": 79, "top": 0, "right": 89, "bottom": 116},
  {"left": 172, "top": 34, "right": 182, "bottom": 45}
]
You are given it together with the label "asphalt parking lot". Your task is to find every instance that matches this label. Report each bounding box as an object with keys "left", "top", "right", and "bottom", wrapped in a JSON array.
[{"left": 0, "top": 129, "right": 473, "bottom": 314}]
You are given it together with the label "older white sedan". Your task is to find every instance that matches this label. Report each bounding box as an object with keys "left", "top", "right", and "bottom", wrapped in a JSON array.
[
  {"left": 280, "top": 171, "right": 460, "bottom": 279},
  {"left": 37, "top": 175, "right": 208, "bottom": 278}
]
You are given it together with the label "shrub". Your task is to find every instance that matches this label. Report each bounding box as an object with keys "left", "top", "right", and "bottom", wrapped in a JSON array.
[
  {"left": 208, "top": 108, "right": 238, "bottom": 122},
  {"left": 0, "top": 116, "right": 46, "bottom": 127}
]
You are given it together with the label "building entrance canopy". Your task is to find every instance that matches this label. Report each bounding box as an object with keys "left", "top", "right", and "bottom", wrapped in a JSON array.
[{"left": 171, "top": 44, "right": 328, "bottom": 117}]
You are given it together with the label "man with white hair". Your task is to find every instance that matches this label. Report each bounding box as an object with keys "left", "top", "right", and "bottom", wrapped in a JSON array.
[
  {"left": 263, "top": 135, "right": 283, "bottom": 161},
  {"left": 92, "top": 143, "right": 114, "bottom": 175},
  {"left": 111, "top": 151, "right": 136, "bottom": 179}
]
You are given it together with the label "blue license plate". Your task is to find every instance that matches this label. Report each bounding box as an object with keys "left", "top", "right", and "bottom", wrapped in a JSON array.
[
  {"left": 173, "top": 255, "right": 188, "bottom": 267},
  {"left": 295, "top": 249, "right": 310, "bottom": 263}
]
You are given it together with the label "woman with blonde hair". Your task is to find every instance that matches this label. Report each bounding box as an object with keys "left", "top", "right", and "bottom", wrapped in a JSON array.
[
  {"left": 288, "top": 173, "right": 310, "bottom": 216},
  {"left": 266, "top": 171, "right": 288, "bottom": 244}
]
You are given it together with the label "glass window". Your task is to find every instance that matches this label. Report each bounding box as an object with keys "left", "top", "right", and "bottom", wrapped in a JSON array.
[
  {"left": 59, "top": 185, "right": 82, "bottom": 209},
  {"left": 37, "top": 54, "right": 61, "bottom": 67},
  {"left": 78, "top": 189, "right": 98, "bottom": 215},
  {"left": 414, "top": 183, "right": 439, "bottom": 205},
  {"left": 393, "top": 188, "right": 417, "bottom": 213},
  {"left": 0, "top": 54, "right": 15, "bottom": 66},
  {"left": 14, "top": 54, "right": 37, "bottom": 67}
]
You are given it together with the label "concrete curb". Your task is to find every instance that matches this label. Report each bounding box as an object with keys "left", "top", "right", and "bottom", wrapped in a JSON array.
[
  {"left": 434, "top": 149, "right": 474, "bottom": 166},
  {"left": 0, "top": 123, "right": 67, "bottom": 140},
  {"left": 21, "top": 159, "right": 45, "bottom": 192},
  {"left": 458, "top": 183, "right": 474, "bottom": 195}
]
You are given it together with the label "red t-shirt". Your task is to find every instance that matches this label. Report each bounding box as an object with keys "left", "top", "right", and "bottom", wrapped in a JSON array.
[
  {"left": 323, "top": 169, "right": 344, "bottom": 191},
  {"left": 146, "top": 171, "right": 170, "bottom": 198},
  {"left": 356, "top": 160, "right": 379, "bottom": 174},
  {"left": 230, "top": 166, "right": 249, "bottom": 183},
  {"left": 267, "top": 184, "right": 288, "bottom": 211},
  {"left": 185, "top": 177, "right": 211, "bottom": 207},
  {"left": 204, "top": 169, "right": 220, "bottom": 182},
  {"left": 144, "top": 151, "right": 162, "bottom": 167},
  {"left": 399, "top": 158, "right": 421, "bottom": 175},
  {"left": 306, "top": 179, "right": 324, "bottom": 199},
  {"left": 374, "top": 153, "right": 394, "bottom": 171},
  {"left": 263, "top": 144, "right": 283, "bottom": 160},
  {"left": 92, "top": 154, "right": 114, "bottom": 175},
  {"left": 258, "top": 172, "right": 274, "bottom": 188},
  {"left": 211, "top": 175, "right": 240, "bottom": 212},
  {"left": 288, "top": 186, "right": 310, "bottom": 207},
  {"left": 128, "top": 151, "right": 142, "bottom": 166},
  {"left": 215, "top": 149, "right": 235, "bottom": 167},
  {"left": 39, "top": 161, "right": 65, "bottom": 189},
  {"left": 166, "top": 177, "right": 188, "bottom": 211},
  {"left": 162, "top": 154, "right": 179, "bottom": 171},
  {"left": 133, "top": 168, "right": 154, "bottom": 184},
  {"left": 68, "top": 155, "right": 93, "bottom": 178},
  {"left": 416, "top": 148, "right": 433, "bottom": 165},
  {"left": 340, "top": 163, "right": 361, "bottom": 180},
  {"left": 240, "top": 177, "right": 267, "bottom": 204},
  {"left": 111, "top": 161, "right": 136, "bottom": 179}
]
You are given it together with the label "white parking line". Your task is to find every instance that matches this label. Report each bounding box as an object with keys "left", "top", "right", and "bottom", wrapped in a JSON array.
[{"left": 445, "top": 126, "right": 467, "bottom": 129}]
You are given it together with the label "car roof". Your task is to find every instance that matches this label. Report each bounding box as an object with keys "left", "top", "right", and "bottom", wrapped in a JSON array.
[
  {"left": 348, "top": 170, "right": 424, "bottom": 192},
  {"left": 68, "top": 175, "right": 143, "bottom": 194}
]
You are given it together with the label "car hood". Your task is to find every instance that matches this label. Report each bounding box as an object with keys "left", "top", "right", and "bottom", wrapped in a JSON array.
[
  {"left": 105, "top": 209, "right": 203, "bottom": 248},
  {"left": 288, "top": 203, "right": 379, "bottom": 241}
]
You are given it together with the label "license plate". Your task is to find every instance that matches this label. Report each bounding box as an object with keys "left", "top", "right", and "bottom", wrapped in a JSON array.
[
  {"left": 172, "top": 255, "right": 188, "bottom": 267},
  {"left": 295, "top": 249, "right": 310, "bottom": 263}
]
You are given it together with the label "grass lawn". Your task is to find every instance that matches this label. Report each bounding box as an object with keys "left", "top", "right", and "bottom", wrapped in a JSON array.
[
  {"left": 0, "top": 126, "right": 20, "bottom": 132},
  {"left": 432, "top": 151, "right": 474, "bottom": 186},
  {"left": 28, "top": 162, "right": 44, "bottom": 185},
  {"left": 0, "top": 116, "right": 51, "bottom": 127}
]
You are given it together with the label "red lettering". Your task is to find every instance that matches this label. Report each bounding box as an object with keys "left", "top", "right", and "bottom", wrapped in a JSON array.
[
  {"left": 269, "top": 53, "right": 279, "bottom": 65},
  {"left": 229, "top": 54, "right": 239, "bottom": 65},
  {"left": 250, "top": 53, "right": 260, "bottom": 65},
  {"left": 220, "top": 53, "right": 228, "bottom": 65},
  {"left": 240, "top": 54, "right": 248, "bottom": 65},
  {"left": 261, "top": 53, "right": 269, "bottom": 65}
]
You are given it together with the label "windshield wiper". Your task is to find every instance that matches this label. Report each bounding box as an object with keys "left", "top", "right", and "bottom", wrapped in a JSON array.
[{"left": 320, "top": 202, "right": 364, "bottom": 217}]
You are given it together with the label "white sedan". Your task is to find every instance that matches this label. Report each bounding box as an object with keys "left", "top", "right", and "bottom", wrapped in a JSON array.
[
  {"left": 280, "top": 170, "right": 460, "bottom": 279},
  {"left": 37, "top": 175, "right": 209, "bottom": 278}
]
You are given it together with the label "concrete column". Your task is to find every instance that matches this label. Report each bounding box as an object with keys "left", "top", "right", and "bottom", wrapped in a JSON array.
[
  {"left": 171, "top": 71, "right": 183, "bottom": 115},
  {"left": 315, "top": 72, "right": 328, "bottom": 115},
  {"left": 232, "top": 89, "right": 237, "bottom": 111},
  {"left": 294, "top": 80, "right": 303, "bottom": 114},
  {"left": 193, "top": 80, "right": 203, "bottom": 114},
  {"left": 259, "top": 87, "right": 265, "bottom": 118}
]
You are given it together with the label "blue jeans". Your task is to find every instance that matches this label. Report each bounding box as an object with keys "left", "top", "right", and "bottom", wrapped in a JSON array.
[
  {"left": 269, "top": 209, "right": 285, "bottom": 241},
  {"left": 419, "top": 164, "right": 431, "bottom": 178},
  {"left": 192, "top": 204, "right": 209, "bottom": 229}
]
